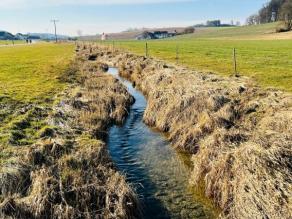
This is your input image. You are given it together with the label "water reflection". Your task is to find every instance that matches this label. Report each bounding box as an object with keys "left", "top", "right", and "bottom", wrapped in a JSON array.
[{"left": 107, "top": 68, "right": 218, "bottom": 219}]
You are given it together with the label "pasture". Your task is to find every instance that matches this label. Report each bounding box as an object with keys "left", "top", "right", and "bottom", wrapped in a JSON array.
[
  {"left": 0, "top": 43, "right": 74, "bottom": 148},
  {"left": 0, "top": 40, "right": 25, "bottom": 45},
  {"left": 105, "top": 23, "right": 292, "bottom": 92}
]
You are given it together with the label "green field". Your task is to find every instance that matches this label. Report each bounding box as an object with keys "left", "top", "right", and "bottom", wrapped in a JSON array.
[
  {"left": 0, "top": 43, "right": 74, "bottom": 149},
  {"left": 0, "top": 43, "right": 74, "bottom": 102},
  {"left": 109, "top": 23, "right": 292, "bottom": 92},
  {"left": 0, "top": 40, "right": 25, "bottom": 45}
]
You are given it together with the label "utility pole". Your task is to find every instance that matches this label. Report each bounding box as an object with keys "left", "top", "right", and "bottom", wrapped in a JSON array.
[{"left": 51, "top": 19, "right": 59, "bottom": 43}]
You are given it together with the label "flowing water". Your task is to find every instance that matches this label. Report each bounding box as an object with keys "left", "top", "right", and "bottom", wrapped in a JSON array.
[{"left": 107, "top": 68, "right": 219, "bottom": 219}]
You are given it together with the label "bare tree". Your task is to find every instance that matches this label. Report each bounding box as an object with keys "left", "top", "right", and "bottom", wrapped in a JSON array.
[
  {"left": 280, "top": 0, "right": 292, "bottom": 30},
  {"left": 183, "top": 27, "right": 195, "bottom": 34},
  {"left": 246, "top": 14, "right": 260, "bottom": 25}
]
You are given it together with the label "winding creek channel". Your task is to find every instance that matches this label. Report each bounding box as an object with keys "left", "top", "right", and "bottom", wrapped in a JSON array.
[{"left": 107, "top": 68, "right": 219, "bottom": 219}]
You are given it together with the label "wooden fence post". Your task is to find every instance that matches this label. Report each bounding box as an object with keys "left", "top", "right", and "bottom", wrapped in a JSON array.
[
  {"left": 176, "top": 44, "right": 179, "bottom": 64},
  {"left": 233, "top": 48, "right": 238, "bottom": 76},
  {"left": 145, "top": 42, "right": 148, "bottom": 57}
]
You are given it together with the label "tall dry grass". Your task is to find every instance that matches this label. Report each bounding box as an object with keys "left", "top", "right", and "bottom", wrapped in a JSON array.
[
  {"left": 94, "top": 45, "right": 292, "bottom": 219},
  {"left": 0, "top": 46, "right": 139, "bottom": 219}
]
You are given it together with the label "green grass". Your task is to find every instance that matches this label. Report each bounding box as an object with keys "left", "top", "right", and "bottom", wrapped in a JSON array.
[
  {"left": 0, "top": 43, "right": 74, "bottom": 149},
  {"left": 107, "top": 23, "right": 292, "bottom": 92},
  {"left": 0, "top": 43, "right": 74, "bottom": 102},
  {"left": 0, "top": 40, "right": 25, "bottom": 45}
]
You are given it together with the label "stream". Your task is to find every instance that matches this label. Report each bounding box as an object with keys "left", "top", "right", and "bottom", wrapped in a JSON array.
[{"left": 107, "top": 68, "right": 218, "bottom": 219}]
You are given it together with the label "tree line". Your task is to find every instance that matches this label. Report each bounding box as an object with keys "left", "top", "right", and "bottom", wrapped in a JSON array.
[{"left": 247, "top": 0, "right": 292, "bottom": 31}]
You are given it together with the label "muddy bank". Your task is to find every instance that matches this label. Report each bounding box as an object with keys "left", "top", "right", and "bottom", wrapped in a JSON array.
[
  {"left": 0, "top": 48, "right": 139, "bottom": 218},
  {"left": 91, "top": 45, "right": 292, "bottom": 219}
]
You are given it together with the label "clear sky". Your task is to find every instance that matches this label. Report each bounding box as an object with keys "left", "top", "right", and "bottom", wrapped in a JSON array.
[{"left": 0, "top": 0, "right": 268, "bottom": 36}]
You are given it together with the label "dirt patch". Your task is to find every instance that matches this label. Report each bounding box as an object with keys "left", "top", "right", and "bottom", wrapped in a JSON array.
[
  {"left": 91, "top": 45, "right": 292, "bottom": 219},
  {"left": 0, "top": 46, "right": 139, "bottom": 218}
]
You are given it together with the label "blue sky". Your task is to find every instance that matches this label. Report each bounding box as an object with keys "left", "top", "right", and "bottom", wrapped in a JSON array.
[{"left": 0, "top": 0, "right": 268, "bottom": 36}]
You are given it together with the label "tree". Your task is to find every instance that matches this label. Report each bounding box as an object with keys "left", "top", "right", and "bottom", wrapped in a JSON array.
[
  {"left": 280, "top": 0, "right": 292, "bottom": 30},
  {"left": 268, "top": 0, "right": 285, "bottom": 21},
  {"left": 259, "top": 5, "right": 270, "bottom": 23},
  {"left": 183, "top": 27, "right": 195, "bottom": 34},
  {"left": 248, "top": 0, "right": 285, "bottom": 24},
  {"left": 246, "top": 14, "right": 260, "bottom": 25},
  {"left": 206, "top": 20, "right": 221, "bottom": 27}
]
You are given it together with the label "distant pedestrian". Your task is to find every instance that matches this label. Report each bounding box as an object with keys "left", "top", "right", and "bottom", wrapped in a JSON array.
[
  {"left": 26, "top": 39, "right": 29, "bottom": 44},
  {"left": 29, "top": 39, "right": 32, "bottom": 44}
]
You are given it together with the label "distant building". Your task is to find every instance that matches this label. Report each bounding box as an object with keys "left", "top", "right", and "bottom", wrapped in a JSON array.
[
  {"left": 101, "top": 33, "right": 108, "bottom": 41},
  {"left": 136, "top": 30, "right": 177, "bottom": 40},
  {"left": 153, "top": 31, "right": 169, "bottom": 39},
  {"left": 136, "top": 31, "right": 155, "bottom": 40}
]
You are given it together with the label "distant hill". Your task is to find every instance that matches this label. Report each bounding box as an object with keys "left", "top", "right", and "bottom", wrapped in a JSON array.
[
  {"left": 0, "top": 30, "right": 70, "bottom": 41},
  {"left": 28, "top": 33, "right": 70, "bottom": 40},
  {"left": 81, "top": 27, "right": 186, "bottom": 40},
  {"left": 0, "top": 31, "right": 15, "bottom": 40},
  {"left": 175, "top": 22, "right": 292, "bottom": 40}
]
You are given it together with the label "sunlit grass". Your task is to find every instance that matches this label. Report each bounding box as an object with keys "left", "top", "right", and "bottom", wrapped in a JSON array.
[
  {"left": 0, "top": 43, "right": 74, "bottom": 147},
  {"left": 0, "top": 43, "right": 74, "bottom": 103},
  {"left": 105, "top": 23, "right": 292, "bottom": 92},
  {"left": 0, "top": 40, "right": 25, "bottom": 45}
]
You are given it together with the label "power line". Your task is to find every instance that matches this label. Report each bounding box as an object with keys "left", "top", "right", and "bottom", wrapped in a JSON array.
[{"left": 51, "top": 19, "right": 59, "bottom": 43}]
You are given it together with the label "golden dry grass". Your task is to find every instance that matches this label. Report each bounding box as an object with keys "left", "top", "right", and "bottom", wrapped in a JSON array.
[{"left": 95, "top": 46, "right": 292, "bottom": 219}]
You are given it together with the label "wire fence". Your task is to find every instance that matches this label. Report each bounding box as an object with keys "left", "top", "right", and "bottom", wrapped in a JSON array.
[
  {"left": 78, "top": 39, "right": 292, "bottom": 91},
  {"left": 83, "top": 40, "right": 241, "bottom": 77}
]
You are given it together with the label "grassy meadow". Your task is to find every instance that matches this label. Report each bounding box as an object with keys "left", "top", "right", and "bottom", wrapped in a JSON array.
[
  {"left": 0, "top": 43, "right": 74, "bottom": 103},
  {"left": 107, "top": 23, "right": 292, "bottom": 92},
  {"left": 0, "top": 40, "right": 25, "bottom": 45},
  {"left": 0, "top": 43, "right": 74, "bottom": 150}
]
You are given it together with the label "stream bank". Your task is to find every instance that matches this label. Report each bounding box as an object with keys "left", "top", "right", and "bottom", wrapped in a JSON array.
[
  {"left": 93, "top": 45, "right": 292, "bottom": 219},
  {"left": 0, "top": 48, "right": 140, "bottom": 219},
  {"left": 107, "top": 67, "right": 219, "bottom": 219}
]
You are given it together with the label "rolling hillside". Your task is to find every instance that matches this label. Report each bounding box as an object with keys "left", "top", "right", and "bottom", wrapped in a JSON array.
[{"left": 178, "top": 22, "right": 292, "bottom": 40}]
